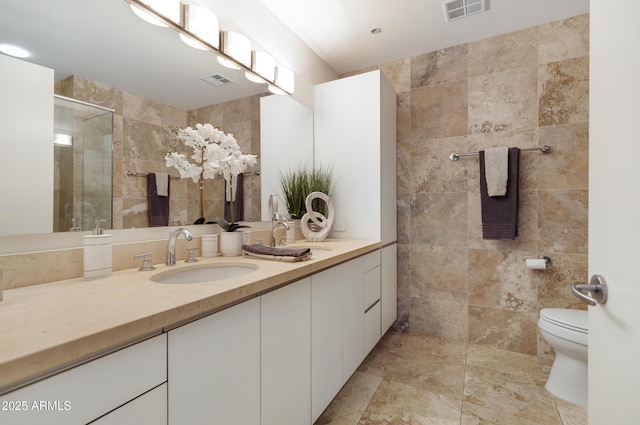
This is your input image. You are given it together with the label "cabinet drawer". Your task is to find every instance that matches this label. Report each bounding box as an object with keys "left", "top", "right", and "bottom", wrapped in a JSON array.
[
  {"left": 362, "top": 250, "right": 381, "bottom": 271},
  {"left": 365, "top": 302, "right": 381, "bottom": 353},
  {"left": 0, "top": 334, "right": 167, "bottom": 425},
  {"left": 364, "top": 265, "right": 381, "bottom": 309},
  {"left": 92, "top": 383, "right": 167, "bottom": 425}
]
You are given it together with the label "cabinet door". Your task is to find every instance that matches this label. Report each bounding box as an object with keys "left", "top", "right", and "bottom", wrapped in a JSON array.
[
  {"left": 311, "top": 266, "right": 344, "bottom": 422},
  {"left": 261, "top": 278, "right": 311, "bottom": 425},
  {"left": 365, "top": 265, "right": 382, "bottom": 353},
  {"left": 381, "top": 244, "right": 398, "bottom": 333},
  {"left": 168, "top": 298, "right": 260, "bottom": 425},
  {"left": 92, "top": 383, "right": 167, "bottom": 425},
  {"left": 0, "top": 334, "right": 166, "bottom": 425},
  {"left": 342, "top": 257, "right": 365, "bottom": 382}
]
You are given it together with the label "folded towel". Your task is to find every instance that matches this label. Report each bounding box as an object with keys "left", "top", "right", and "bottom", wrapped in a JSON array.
[
  {"left": 155, "top": 172, "right": 169, "bottom": 197},
  {"left": 484, "top": 147, "right": 509, "bottom": 197},
  {"left": 479, "top": 147, "right": 520, "bottom": 240},
  {"left": 148, "top": 173, "right": 170, "bottom": 227},
  {"left": 241, "top": 244, "right": 312, "bottom": 262}
]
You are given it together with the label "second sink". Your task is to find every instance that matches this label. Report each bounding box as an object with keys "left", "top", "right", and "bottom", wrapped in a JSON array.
[{"left": 151, "top": 263, "right": 258, "bottom": 284}]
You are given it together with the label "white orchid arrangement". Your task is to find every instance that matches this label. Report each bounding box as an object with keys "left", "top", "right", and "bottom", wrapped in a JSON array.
[{"left": 165, "top": 123, "right": 257, "bottom": 230}]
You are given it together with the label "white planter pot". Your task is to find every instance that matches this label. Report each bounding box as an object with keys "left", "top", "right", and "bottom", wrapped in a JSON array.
[{"left": 219, "top": 232, "right": 244, "bottom": 257}]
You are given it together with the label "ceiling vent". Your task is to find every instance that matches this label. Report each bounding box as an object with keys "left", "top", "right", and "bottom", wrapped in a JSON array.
[
  {"left": 442, "top": 0, "right": 487, "bottom": 22},
  {"left": 201, "top": 73, "right": 234, "bottom": 87}
]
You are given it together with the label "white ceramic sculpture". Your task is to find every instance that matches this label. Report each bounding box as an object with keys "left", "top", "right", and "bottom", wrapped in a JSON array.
[{"left": 300, "top": 191, "right": 334, "bottom": 242}]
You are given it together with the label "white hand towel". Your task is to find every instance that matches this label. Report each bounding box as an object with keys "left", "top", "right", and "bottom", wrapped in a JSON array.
[
  {"left": 483, "top": 147, "right": 509, "bottom": 197},
  {"left": 155, "top": 172, "right": 169, "bottom": 197}
]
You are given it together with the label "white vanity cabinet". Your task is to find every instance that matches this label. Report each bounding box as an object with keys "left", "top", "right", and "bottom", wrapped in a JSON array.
[
  {"left": 314, "top": 69, "right": 398, "bottom": 338},
  {"left": 92, "top": 383, "right": 167, "bottom": 425},
  {"left": 261, "top": 277, "right": 312, "bottom": 425},
  {"left": 364, "top": 251, "right": 382, "bottom": 353},
  {"left": 0, "top": 334, "right": 167, "bottom": 425},
  {"left": 311, "top": 257, "right": 365, "bottom": 422},
  {"left": 381, "top": 244, "right": 398, "bottom": 333},
  {"left": 313, "top": 69, "right": 396, "bottom": 245},
  {"left": 167, "top": 297, "right": 260, "bottom": 425}
]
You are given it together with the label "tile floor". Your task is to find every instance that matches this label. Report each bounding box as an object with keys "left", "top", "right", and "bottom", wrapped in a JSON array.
[{"left": 314, "top": 330, "right": 587, "bottom": 425}]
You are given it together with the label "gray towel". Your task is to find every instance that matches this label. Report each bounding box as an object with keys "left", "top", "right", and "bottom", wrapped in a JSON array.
[
  {"left": 148, "top": 173, "right": 170, "bottom": 227},
  {"left": 241, "top": 244, "right": 312, "bottom": 262},
  {"left": 479, "top": 148, "right": 520, "bottom": 240},
  {"left": 484, "top": 147, "right": 509, "bottom": 197},
  {"left": 224, "top": 173, "right": 244, "bottom": 222}
]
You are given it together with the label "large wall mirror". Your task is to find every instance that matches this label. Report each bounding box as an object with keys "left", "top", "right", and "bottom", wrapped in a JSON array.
[{"left": 0, "top": 0, "right": 314, "bottom": 238}]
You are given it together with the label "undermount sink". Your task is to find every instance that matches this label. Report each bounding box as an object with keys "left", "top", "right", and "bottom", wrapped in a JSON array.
[
  {"left": 151, "top": 263, "right": 258, "bottom": 284},
  {"left": 285, "top": 244, "right": 334, "bottom": 256}
]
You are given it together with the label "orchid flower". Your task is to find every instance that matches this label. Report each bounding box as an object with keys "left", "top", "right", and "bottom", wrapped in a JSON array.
[{"left": 164, "top": 123, "right": 258, "bottom": 226}]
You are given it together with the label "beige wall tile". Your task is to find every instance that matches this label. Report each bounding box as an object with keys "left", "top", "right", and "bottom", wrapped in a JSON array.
[
  {"left": 411, "top": 80, "right": 468, "bottom": 139},
  {"left": 538, "top": 123, "right": 589, "bottom": 190},
  {"left": 379, "top": 58, "right": 411, "bottom": 94},
  {"left": 538, "top": 189, "right": 588, "bottom": 255},
  {"left": 398, "top": 136, "right": 469, "bottom": 194},
  {"left": 386, "top": 14, "right": 589, "bottom": 361},
  {"left": 539, "top": 14, "right": 589, "bottom": 65},
  {"left": 537, "top": 253, "right": 589, "bottom": 309},
  {"left": 539, "top": 57, "right": 590, "bottom": 127},
  {"left": 468, "top": 27, "right": 538, "bottom": 77},
  {"left": 468, "top": 249, "right": 538, "bottom": 313},
  {"left": 468, "top": 67, "right": 538, "bottom": 134},
  {"left": 410, "top": 192, "right": 468, "bottom": 247},
  {"left": 410, "top": 44, "right": 468, "bottom": 89},
  {"left": 410, "top": 245, "right": 468, "bottom": 303}
]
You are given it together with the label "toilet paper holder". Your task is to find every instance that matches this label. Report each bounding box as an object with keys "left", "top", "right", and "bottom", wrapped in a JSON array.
[{"left": 524, "top": 256, "right": 551, "bottom": 269}]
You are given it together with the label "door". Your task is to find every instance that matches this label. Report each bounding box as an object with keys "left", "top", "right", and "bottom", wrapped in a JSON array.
[{"left": 589, "top": 1, "right": 640, "bottom": 423}]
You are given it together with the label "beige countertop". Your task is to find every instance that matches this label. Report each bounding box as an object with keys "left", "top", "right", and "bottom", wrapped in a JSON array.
[{"left": 0, "top": 238, "right": 380, "bottom": 394}]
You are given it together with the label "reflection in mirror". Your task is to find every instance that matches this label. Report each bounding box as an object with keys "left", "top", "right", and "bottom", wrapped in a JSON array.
[
  {"left": 0, "top": 0, "right": 274, "bottom": 237},
  {"left": 260, "top": 95, "right": 314, "bottom": 221},
  {"left": 53, "top": 95, "right": 114, "bottom": 232}
]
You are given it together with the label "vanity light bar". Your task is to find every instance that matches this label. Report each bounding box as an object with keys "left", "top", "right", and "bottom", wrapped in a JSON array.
[{"left": 125, "top": 0, "right": 293, "bottom": 95}]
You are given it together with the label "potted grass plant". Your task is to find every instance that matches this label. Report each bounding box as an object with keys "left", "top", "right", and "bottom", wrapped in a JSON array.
[{"left": 280, "top": 164, "right": 334, "bottom": 221}]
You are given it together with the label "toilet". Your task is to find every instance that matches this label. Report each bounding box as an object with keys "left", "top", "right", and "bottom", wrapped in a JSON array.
[{"left": 538, "top": 308, "right": 588, "bottom": 406}]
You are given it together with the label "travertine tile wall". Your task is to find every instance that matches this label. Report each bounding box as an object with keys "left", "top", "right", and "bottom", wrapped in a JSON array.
[
  {"left": 344, "top": 14, "right": 589, "bottom": 361},
  {"left": 56, "top": 76, "right": 262, "bottom": 229}
]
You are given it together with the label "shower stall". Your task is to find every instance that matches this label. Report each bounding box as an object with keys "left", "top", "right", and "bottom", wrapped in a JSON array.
[{"left": 53, "top": 95, "right": 114, "bottom": 232}]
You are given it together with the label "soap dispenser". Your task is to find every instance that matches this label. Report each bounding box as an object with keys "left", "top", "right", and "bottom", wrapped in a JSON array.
[{"left": 84, "top": 219, "right": 112, "bottom": 279}]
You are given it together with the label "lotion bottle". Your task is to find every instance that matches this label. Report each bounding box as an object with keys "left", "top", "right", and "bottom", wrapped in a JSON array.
[{"left": 84, "top": 219, "right": 112, "bottom": 279}]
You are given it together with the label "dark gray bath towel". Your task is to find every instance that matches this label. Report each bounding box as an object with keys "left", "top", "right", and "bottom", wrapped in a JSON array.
[
  {"left": 148, "top": 173, "right": 170, "bottom": 226},
  {"left": 479, "top": 147, "right": 520, "bottom": 240},
  {"left": 224, "top": 173, "right": 244, "bottom": 222}
]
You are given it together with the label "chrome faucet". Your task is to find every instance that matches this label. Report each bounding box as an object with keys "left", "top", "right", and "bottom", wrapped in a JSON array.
[
  {"left": 167, "top": 228, "right": 193, "bottom": 265},
  {"left": 270, "top": 221, "right": 290, "bottom": 247}
]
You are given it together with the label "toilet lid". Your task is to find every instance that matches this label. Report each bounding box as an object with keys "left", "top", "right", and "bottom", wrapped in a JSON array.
[{"left": 540, "top": 308, "right": 588, "bottom": 333}]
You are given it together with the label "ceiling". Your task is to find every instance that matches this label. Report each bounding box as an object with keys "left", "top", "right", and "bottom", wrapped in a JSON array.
[
  {"left": 0, "top": 0, "right": 589, "bottom": 110},
  {"left": 0, "top": 0, "right": 270, "bottom": 110},
  {"left": 259, "top": 0, "right": 590, "bottom": 75}
]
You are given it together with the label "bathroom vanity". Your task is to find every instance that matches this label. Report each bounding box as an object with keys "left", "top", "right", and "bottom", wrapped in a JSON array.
[{"left": 0, "top": 238, "right": 396, "bottom": 425}]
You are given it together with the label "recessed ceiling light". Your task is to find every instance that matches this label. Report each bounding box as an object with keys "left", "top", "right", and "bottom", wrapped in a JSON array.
[
  {"left": 370, "top": 28, "right": 382, "bottom": 35},
  {"left": 0, "top": 44, "right": 30, "bottom": 58}
]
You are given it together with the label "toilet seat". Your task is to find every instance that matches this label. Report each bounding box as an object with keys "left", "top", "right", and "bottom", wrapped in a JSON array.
[{"left": 540, "top": 308, "right": 587, "bottom": 334}]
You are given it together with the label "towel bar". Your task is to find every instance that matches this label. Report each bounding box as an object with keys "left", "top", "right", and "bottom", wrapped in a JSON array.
[
  {"left": 127, "top": 170, "right": 260, "bottom": 177},
  {"left": 126, "top": 171, "right": 180, "bottom": 179},
  {"left": 449, "top": 145, "right": 551, "bottom": 162}
]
